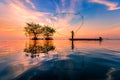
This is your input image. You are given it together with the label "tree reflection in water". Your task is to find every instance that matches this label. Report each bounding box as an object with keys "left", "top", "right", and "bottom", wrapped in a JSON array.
[{"left": 24, "top": 40, "right": 55, "bottom": 58}]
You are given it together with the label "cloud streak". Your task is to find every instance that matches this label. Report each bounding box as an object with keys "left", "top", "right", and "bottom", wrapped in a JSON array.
[
  {"left": 25, "top": 0, "right": 36, "bottom": 9},
  {"left": 70, "top": 0, "right": 82, "bottom": 11},
  {"left": 61, "top": 0, "right": 66, "bottom": 8},
  {"left": 89, "top": 0, "right": 120, "bottom": 10},
  {"left": 54, "top": 0, "right": 82, "bottom": 13}
]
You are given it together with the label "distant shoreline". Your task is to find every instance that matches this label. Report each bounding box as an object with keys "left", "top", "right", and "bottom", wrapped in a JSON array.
[{"left": 0, "top": 38, "right": 120, "bottom": 41}]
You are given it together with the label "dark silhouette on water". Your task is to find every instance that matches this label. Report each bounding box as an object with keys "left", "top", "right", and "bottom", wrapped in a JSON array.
[
  {"left": 71, "top": 31, "right": 75, "bottom": 50},
  {"left": 69, "top": 37, "right": 103, "bottom": 41},
  {"left": 24, "top": 40, "right": 55, "bottom": 58},
  {"left": 71, "top": 40, "right": 74, "bottom": 50},
  {"left": 71, "top": 31, "right": 74, "bottom": 40},
  {"left": 69, "top": 31, "right": 103, "bottom": 41},
  {"left": 70, "top": 38, "right": 103, "bottom": 50},
  {"left": 70, "top": 31, "right": 103, "bottom": 50}
]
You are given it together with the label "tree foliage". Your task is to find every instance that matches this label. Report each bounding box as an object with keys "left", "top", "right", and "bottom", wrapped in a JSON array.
[
  {"left": 24, "top": 22, "right": 55, "bottom": 40},
  {"left": 24, "top": 22, "right": 42, "bottom": 39},
  {"left": 41, "top": 25, "right": 56, "bottom": 39}
]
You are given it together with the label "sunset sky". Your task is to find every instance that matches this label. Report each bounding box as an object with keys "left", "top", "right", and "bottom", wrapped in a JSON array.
[{"left": 0, "top": 0, "right": 120, "bottom": 40}]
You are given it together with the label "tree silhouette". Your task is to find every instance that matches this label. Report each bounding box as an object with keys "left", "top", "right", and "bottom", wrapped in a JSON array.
[
  {"left": 41, "top": 25, "right": 56, "bottom": 40},
  {"left": 24, "top": 22, "right": 42, "bottom": 40}
]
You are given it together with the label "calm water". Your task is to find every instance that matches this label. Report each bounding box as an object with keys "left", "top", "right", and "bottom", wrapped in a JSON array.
[{"left": 0, "top": 40, "right": 120, "bottom": 80}]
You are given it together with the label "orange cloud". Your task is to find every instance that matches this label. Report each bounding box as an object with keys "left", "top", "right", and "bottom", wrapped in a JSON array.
[
  {"left": 0, "top": 0, "right": 51, "bottom": 40},
  {"left": 89, "top": 0, "right": 120, "bottom": 10}
]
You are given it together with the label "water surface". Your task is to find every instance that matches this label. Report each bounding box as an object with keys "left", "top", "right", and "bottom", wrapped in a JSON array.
[{"left": 0, "top": 40, "right": 120, "bottom": 80}]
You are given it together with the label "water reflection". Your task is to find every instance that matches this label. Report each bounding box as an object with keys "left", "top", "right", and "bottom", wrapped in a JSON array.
[
  {"left": 24, "top": 40, "right": 55, "bottom": 58},
  {"left": 0, "top": 40, "right": 120, "bottom": 80},
  {"left": 71, "top": 40, "right": 74, "bottom": 50},
  {"left": 71, "top": 40, "right": 103, "bottom": 50},
  {"left": 106, "top": 67, "right": 116, "bottom": 80}
]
